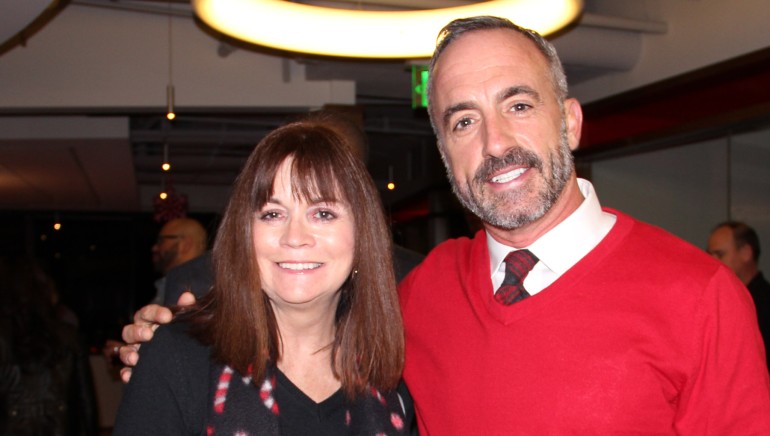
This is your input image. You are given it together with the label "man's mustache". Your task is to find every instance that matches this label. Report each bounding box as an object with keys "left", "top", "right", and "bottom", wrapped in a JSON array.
[{"left": 473, "top": 147, "right": 543, "bottom": 184}]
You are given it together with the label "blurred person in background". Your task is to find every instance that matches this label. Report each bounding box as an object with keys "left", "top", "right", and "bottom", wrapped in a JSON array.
[
  {"left": 0, "top": 256, "right": 97, "bottom": 436},
  {"left": 102, "top": 217, "right": 208, "bottom": 366},
  {"left": 708, "top": 221, "right": 770, "bottom": 368}
]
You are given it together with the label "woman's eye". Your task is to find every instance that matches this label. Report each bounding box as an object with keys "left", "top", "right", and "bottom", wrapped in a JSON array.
[
  {"left": 315, "top": 210, "right": 337, "bottom": 220},
  {"left": 260, "top": 211, "right": 281, "bottom": 221}
]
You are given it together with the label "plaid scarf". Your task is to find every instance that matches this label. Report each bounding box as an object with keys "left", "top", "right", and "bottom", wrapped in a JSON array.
[{"left": 206, "top": 364, "right": 407, "bottom": 435}]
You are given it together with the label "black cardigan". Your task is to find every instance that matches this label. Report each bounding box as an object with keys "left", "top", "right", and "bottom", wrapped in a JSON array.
[{"left": 113, "top": 322, "right": 413, "bottom": 435}]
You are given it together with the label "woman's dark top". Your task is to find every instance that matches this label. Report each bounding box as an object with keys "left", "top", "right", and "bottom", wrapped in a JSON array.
[{"left": 113, "top": 322, "right": 413, "bottom": 435}]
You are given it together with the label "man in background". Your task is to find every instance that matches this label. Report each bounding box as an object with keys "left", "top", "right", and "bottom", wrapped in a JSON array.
[
  {"left": 103, "top": 217, "right": 207, "bottom": 362},
  {"left": 149, "top": 217, "right": 208, "bottom": 304},
  {"left": 708, "top": 221, "right": 770, "bottom": 367}
]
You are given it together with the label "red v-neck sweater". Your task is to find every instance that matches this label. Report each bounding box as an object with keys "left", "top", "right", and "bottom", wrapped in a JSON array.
[{"left": 399, "top": 209, "right": 770, "bottom": 435}]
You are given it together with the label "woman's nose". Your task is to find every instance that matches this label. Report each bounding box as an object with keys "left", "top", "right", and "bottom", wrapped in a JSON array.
[{"left": 281, "top": 217, "right": 313, "bottom": 247}]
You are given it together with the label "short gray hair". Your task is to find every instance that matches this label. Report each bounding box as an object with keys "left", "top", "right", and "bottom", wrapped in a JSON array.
[{"left": 426, "top": 16, "right": 569, "bottom": 137}]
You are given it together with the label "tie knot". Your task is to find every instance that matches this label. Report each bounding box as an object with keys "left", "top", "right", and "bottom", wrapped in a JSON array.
[
  {"left": 503, "top": 249, "right": 539, "bottom": 281},
  {"left": 495, "top": 249, "right": 539, "bottom": 305}
]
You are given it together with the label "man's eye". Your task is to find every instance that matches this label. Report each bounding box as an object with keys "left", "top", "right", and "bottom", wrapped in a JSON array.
[
  {"left": 511, "top": 102, "right": 532, "bottom": 112},
  {"left": 453, "top": 117, "right": 474, "bottom": 131}
]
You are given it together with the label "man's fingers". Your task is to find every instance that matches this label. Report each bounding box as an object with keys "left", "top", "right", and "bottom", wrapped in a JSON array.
[
  {"left": 133, "top": 303, "right": 173, "bottom": 325},
  {"left": 177, "top": 291, "right": 197, "bottom": 307},
  {"left": 122, "top": 323, "right": 158, "bottom": 345},
  {"left": 120, "top": 367, "right": 133, "bottom": 383},
  {"left": 118, "top": 343, "right": 140, "bottom": 367}
]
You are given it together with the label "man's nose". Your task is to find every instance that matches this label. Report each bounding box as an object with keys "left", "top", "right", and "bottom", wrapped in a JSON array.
[{"left": 482, "top": 114, "right": 515, "bottom": 158}]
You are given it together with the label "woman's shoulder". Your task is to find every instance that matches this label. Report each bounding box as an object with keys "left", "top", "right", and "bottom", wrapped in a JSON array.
[
  {"left": 132, "top": 319, "right": 212, "bottom": 388},
  {"left": 148, "top": 320, "right": 210, "bottom": 364},
  {"left": 115, "top": 320, "right": 212, "bottom": 435}
]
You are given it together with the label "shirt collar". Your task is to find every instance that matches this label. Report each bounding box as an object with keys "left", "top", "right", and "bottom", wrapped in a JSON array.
[{"left": 488, "top": 178, "right": 616, "bottom": 277}]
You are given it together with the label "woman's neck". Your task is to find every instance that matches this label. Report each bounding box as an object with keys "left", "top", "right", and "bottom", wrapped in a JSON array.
[{"left": 273, "top": 305, "right": 341, "bottom": 403}]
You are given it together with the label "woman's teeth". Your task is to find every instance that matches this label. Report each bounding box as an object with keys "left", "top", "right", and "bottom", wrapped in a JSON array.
[{"left": 279, "top": 262, "right": 321, "bottom": 270}]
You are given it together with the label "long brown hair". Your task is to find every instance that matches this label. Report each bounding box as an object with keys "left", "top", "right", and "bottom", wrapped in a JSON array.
[{"left": 193, "top": 113, "right": 403, "bottom": 398}]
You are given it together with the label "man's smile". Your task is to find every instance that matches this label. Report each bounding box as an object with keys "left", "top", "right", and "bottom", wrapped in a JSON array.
[{"left": 490, "top": 167, "right": 528, "bottom": 184}]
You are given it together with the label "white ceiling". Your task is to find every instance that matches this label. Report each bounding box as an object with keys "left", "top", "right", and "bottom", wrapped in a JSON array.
[{"left": 1, "top": 0, "right": 768, "bottom": 213}]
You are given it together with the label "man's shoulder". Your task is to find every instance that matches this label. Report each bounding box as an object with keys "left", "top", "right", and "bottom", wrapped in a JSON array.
[
  {"left": 749, "top": 272, "right": 770, "bottom": 293},
  {"left": 169, "top": 251, "right": 212, "bottom": 277},
  {"left": 607, "top": 210, "right": 724, "bottom": 280},
  {"left": 409, "top": 233, "right": 480, "bottom": 275},
  {"left": 400, "top": 231, "right": 483, "bottom": 289},
  {"left": 164, "top": 252, "right": 214, "bottom": 305},
  {"left": 612, "top": 210, "right": 711, "bottom": 257},
  {"left": 426, "top": 231, "right": 482, "bottom": 258}
]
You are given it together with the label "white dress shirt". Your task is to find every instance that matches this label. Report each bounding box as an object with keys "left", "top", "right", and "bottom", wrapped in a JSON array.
[{"left": 488, "top": 178, "right": 616, "bottom": 295}]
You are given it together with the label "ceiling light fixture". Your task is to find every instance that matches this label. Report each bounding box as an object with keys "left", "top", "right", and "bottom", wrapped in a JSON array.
[
  {"left": 159, "top": 171, "right": 168, "bottom": 200},
  {"left": 387, "top": 165, "right": 396, "bottom": 191},
  {"left": 166, "top": 1, "right": 176, "bottom": 120},
  {"left": 192, "top": 0, "right": 584, "bottom": 59},
  {"left": 53, "top": 212, "right": 62, "bottom": 231},
  {"left": 162, "top": 143, "right": 171, "bottom": 171}
]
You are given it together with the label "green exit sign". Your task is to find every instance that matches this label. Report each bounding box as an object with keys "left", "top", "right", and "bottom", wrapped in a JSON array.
[{"left": 411, "top": 64, "right": 429, "bottom": 109}]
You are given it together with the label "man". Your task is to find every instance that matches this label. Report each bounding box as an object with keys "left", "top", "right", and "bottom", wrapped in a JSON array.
[
  {"left": 162, "top": 251, "right": 212, "bottom": 306},
  {"left": 121, "top": 16, "right": 770, "bottom": 433},
  {"left": 149, "top": 217, "right": 208, "bottom": 304},
  {"left": 708, "top": 221, "right": 770, "bottom": 367},
  {"left": 103, "top": 217, "right": 208, "bottom": 363},
  {"left": 394, "top": 16, "right": 770, "bottom": 433}
]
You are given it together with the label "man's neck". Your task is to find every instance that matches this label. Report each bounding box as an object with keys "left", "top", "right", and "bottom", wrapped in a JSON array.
[
  {"left": 741, "top": 266, "right": 760, "bottom": 286},
  {"left": 485, "top": 177, "right": 585, "bottom": 248}
]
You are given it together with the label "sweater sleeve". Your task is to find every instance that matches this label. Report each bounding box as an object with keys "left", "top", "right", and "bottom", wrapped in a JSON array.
[
  {"left": 113, "top": 322, "right": 210, "bottom": 436},
  {"left": 675, "top": 266, "right": 770, "bottom": 434}
]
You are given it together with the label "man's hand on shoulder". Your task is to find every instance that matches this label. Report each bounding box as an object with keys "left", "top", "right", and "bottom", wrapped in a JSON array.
[{"left": 118, "top": 291, "right": 197, "bottom": 382}]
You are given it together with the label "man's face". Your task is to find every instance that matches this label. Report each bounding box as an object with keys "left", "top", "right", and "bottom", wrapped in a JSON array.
[
  {"left": 430, "top": 29, "right": 580, "bottom": 230},
  {"left": 151, "top": 229, "right": 181, "bottom": 274},
  {"left": 707, "top": 226, "right": 742, "bottom": 274}
]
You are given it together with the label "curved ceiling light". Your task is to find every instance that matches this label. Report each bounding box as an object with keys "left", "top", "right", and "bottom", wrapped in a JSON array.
[{"left": 193, "top": 0, "right": 583, "bottom": 59}]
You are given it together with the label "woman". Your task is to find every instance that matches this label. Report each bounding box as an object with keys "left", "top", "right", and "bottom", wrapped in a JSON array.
[
  {"left": 0, "top": 256, "right": 97, "bottom": 436},
  {"left": 113, "top": 115, "right": 409, "bottom": 435}
]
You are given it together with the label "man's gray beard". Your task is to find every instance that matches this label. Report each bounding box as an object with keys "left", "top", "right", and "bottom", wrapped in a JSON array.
[{"left": 444, "top": 126, "right": 574, "bottom": 230}]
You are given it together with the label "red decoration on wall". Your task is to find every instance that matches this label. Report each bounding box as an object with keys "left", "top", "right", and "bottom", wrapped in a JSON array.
[{"left": 153, "top": 182, "right": 188, "bottom": 223}]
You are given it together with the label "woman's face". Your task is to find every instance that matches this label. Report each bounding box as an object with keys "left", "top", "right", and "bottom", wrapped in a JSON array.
[{"left": 253, "top": 158, "right": 355, "bottom": 314}]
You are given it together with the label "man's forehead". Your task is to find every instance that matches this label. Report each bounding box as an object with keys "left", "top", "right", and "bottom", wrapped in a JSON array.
[
  {"left": 436, "top": 30, "right": 548, "bottom": 86},
  {"left": 434, "top": 33, "right": 549, "bottom": 104},
  {"left": 438, "top": 28, "right": 540, "bottom": 65},
  {"left": 710, "top": 227, "right": 735, "bottom": 247},
  {"left": 161, "top": 222, "right": 178, "bottom": 233}
]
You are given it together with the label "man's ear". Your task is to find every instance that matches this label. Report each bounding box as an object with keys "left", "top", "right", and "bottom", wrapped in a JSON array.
[
  {"left": 177, "top": 236, "right": 192, "bottom": 258},
  {"left": 564, "top": 98, "right": 583, "bottom": 151},
  {"left": 738, "top": 243, "right": 754, "bottom": 263}
]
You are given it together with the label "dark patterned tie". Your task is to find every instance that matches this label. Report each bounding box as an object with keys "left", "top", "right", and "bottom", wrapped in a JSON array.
[{"left": 494, "top": 249, "right": 539, "bottom": 305}]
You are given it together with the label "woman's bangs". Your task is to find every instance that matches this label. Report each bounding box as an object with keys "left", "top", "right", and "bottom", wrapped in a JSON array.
[{"left": 289, "top": 151, "right": 345, "bottom": 205}]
